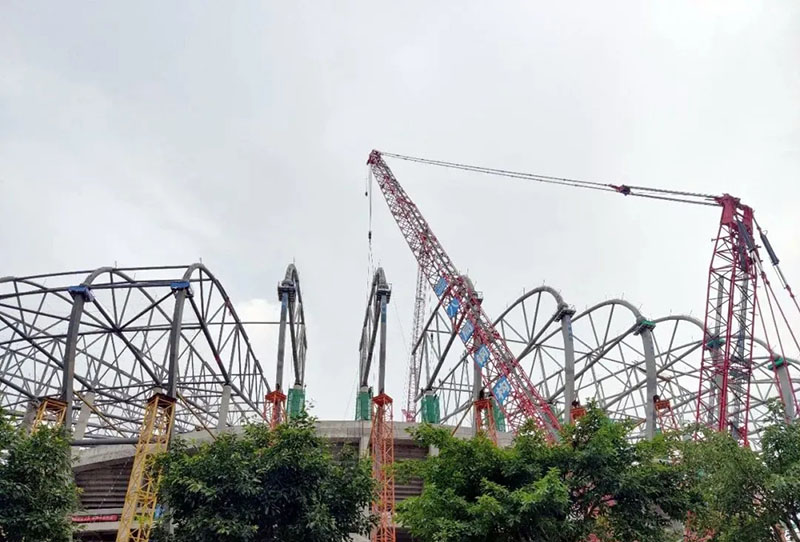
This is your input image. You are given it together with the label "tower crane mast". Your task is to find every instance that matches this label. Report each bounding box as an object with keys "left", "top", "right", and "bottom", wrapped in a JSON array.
[{"left": 367, "top": 150, "right": 561, "bottom": 437}]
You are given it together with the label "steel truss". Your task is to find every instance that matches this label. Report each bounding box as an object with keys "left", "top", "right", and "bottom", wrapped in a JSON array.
[
  {"left": 0, "top": 264, "right": 279, "bottom": 440},
  {"left": 408, "top": 285, "right": 799, "bottom": 447}
]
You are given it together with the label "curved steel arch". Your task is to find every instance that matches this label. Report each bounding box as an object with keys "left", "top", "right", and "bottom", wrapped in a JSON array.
[
  {"left": 415, "top": 283, "right": 795, "bottom": 444},
  {"left": 0, "top": 264, "right": 272, "bottom": 439},
  {"left": 552, "top": 299, "right": 658, "bottom": 437}
]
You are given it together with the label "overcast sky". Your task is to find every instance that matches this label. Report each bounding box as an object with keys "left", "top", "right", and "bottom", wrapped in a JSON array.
[{"left": 1, "top": 2, "right": 798, "bottom": 420}]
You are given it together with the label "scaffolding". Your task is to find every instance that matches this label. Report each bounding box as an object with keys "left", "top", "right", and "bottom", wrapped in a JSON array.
[
  {"left": 370, "top": 392, "right": 396, "bottom": 542},
  {"left": 654, "top": 397, "right": 679, "bottom": 434},
  {"left": 264, "top": 389, "right": 287, "bottom": 429},
  {"left": 31, "top": 397, "right": 68, "bottom": 431},
  {"left": 116, "top": 393, "right": 177, "bottom": 542},
  {"left": 473, "top": 397, "right": 498, "bottom": 445}
]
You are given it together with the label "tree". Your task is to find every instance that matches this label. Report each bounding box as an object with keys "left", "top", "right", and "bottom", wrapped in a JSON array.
[
  {"left": 0, "top": 409, "right": 79, "bottom": 542},
  {"left": 396, "top": 406, "right": 695, "bottom": 542},
  {"left": 679, "top": 428, "right": 776, "bottom": 542},
  {"left": 681, "top": 408, "right": 800, "bottom": 542},
  {"left": 154, "top": 415, "right": 374, "bottom": 542},
  {"left": 761, "top": 412, "right": 800, "bottom": 541}
]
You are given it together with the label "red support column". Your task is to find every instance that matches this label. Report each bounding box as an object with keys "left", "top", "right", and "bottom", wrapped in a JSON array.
[{"left": 264, "top": 390, "right": 287, "bottom": 430}]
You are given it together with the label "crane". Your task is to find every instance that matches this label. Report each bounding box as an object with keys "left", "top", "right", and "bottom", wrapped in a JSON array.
[
  {"left": 367, "top": 150, "right": 562, "bottom": 439},
  {"left": 369, "top": 150, "right": 799, "bottom": 446}
]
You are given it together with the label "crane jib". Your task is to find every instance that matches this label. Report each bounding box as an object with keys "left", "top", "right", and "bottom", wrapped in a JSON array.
[{"left": 367, "top": 149, "right": 561, "bottom": 439}]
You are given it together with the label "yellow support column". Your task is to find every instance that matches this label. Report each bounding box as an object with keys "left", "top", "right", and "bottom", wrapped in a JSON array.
[
  {"left": 116, "top": 393, "right": 177, "bottom": 542},
  {"left": 32, "top": 397, "right": 68, "bottom": 431}
]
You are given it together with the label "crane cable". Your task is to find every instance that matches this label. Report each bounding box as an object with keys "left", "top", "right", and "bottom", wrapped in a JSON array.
[{"left": 380, "top": 151, "right": 720, "bottom": 207}]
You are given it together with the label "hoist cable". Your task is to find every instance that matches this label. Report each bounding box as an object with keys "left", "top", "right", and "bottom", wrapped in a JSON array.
[{"left": 380, "top": 151, "right": 719, "bottom": 207}]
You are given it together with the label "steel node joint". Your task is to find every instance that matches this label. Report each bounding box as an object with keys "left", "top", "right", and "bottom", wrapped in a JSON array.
[
  {"left": 556, "top": 304, "right": 576, "bottom": 320},
  {"left": 68, "top": 285, "right": 94, "bottom": 302},
  {"left": 277, "top": 280, "right": 296, "bottom": 302},
  {"left": 169, "top": 280, "right": 193, "bottom": 297},
  {"left": 633, "top": 317, "right": 656, "bottom": 335}
]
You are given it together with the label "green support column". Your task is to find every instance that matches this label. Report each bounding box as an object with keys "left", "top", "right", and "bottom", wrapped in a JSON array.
[
  {"left": 287, "top": 386, "right": 305, "bottom": 419},
  {"left": 492, "top": 398, "right": 506, "bottom": 433},
  {"left": 355, "top": 388, "right": 372, "bottom": 421},
  {"left": 421, "top": 393, "right": 440, "bottom": 424}
]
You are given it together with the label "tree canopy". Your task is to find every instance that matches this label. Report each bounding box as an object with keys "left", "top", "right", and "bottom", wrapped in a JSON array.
[
  {"left": 681, "top": 408, "right": 800, "bottom": 542},
  {"left": 396, "top": 406, "right": 696, "bottom": 542},
  {"left": 396, "top": 405, "right": 800, "bottom": 542},
  {"left": 0, "top": 409, "right": 79, "bottom": 542},
  {"left": 154, "top": 415, "right": 374, "bottom": 542}
]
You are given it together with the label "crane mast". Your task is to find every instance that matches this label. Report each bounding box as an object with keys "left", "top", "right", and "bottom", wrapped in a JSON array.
[
  {"left": 367, "top": 150, "right": 561, "bottom": 437},
  {"left": 403, "top": 265, "right": 426, "bottom": 422},
  {"left": 696, "top": 196, "right": 758, "bottom": 445}
]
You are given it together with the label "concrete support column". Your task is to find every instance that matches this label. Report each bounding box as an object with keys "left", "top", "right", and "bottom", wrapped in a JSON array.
[
  {"left": 559, "top": 308, "right": 576, "bottom": 422},
  {"left": 774, "top": 361, "right": 796, "bottom": 420},
  {"left": 73, "top": 392, "right": 95, "bottom": 440},
  {"left": 472, "top": 361, "right": 482, "bottom": 437},
  {"left": 275, "top": 291, "right": 289, "bottom": 391},
  {"left": 216, "top": 385, "right": 232, "bottom": 432},
  {"left": 636, "top": 319, "right": 658, "bottom": 439},
  {"left": 21, "top": 399, "right": 39, "bottom": 431}
]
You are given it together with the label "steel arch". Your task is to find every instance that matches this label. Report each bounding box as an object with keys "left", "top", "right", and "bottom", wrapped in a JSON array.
[
  {"left": 0, "top": 264, "right": 271, "bottom": 439},
  {"left": 415, "top": 283, "right": 797, "bottom": 444}
]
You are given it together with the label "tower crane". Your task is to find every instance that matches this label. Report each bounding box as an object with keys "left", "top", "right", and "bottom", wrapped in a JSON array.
[{"left": 368, "top": 150, "right": 799, "bottom": 446}]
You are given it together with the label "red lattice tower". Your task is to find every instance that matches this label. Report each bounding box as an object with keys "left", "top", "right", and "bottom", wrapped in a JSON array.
[
  {"left": 473, "top": 397, "right": 498, "bottom": 445},
  {"left": 264, "top": 389, "right": 287, "bottom": 430},
  {"left": 696, "top": 195, "right": 758, "bottom": 446},
  {"left": 370, "top": 392, "right": 396, "bottom": 542}
]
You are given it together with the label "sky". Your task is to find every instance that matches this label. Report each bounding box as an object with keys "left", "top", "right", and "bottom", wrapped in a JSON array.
[{"left": 1, "top": 1, "right": 799, "bottom": 421}]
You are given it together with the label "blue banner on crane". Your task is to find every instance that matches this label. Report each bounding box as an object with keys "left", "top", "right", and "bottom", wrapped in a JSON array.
[
  {"left": 459, "top": 320, "right": 474, "bottom": 341},
  {"left": 493, "top": 376, "right": 512, "bottom": 405},
  {"left": 434, "top": 276, "right": 448, "bottom": 297},
  {"left": 474, "top": 344, "right": 490, "bottom": 368},
  {"left": 446, "top": 298, "right": 459, "bottom": 318}
]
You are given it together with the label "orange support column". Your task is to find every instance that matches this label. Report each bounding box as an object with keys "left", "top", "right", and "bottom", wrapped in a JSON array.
[
  {"left": 264, "top": 389, "right": 287, "bottom": 429},
  {"left": 473, "top": 397, "right": 498, "bottom": 445},
  {"left": 370, "top": 392, "right": 396, "bottom": 542}
]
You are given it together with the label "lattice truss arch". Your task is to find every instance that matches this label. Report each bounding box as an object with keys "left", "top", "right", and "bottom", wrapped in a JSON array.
[
  {"left": 0, "top": 264, "right": 271, "bottom": 439},
  {"left": 409, "top": 284, "right": 799, "bottom": 446}
]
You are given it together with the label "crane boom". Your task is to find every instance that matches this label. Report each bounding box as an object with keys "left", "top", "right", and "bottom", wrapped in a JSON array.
[{"left": 367, "top": 150, "right": 561, "bottom": 437}]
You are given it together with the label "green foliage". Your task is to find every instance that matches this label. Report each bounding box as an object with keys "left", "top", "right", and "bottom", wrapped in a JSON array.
[
  {"left": 154, "top": 414, "right": 374, "bottom": 542},
  {"left": 678, "top": 408, "right": 800, "bottom": 542},
  {"left": 0, "top": 409, "right": 79, "bottom": 542},
  {"left": 761, "top": 411, "right": 800, "bottom": 540},
  {"left": 396, "top": 406, "right": 694, "bottom": 542}
]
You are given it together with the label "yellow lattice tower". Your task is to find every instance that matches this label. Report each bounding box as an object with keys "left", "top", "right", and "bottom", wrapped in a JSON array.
[
  {"left": 32, "top": 397, "right": 68, "bottom": 431},
  {"left": 116, "top": 393, "right": 176, "bottom": 542}
]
